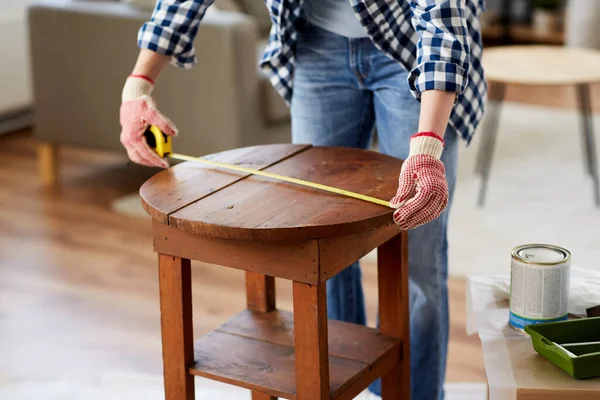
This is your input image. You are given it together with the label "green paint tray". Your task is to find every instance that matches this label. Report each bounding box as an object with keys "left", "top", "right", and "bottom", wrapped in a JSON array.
[{"left": 525, "top": 317, "right": 600, "bottom": 379}]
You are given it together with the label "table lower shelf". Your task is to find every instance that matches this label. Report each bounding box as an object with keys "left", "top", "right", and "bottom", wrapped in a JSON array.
[{"left": 190, "top": 309, "right": 402, "bottom": 400}]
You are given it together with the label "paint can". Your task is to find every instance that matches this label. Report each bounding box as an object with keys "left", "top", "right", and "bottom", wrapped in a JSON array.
[{"left": 509, "top": 244, "right": 571, "bottom": 331}]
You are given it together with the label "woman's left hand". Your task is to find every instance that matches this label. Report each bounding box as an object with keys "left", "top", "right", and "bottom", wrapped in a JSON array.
[{"left": 390, "top": 132, "right": 449, "bottom": 230}]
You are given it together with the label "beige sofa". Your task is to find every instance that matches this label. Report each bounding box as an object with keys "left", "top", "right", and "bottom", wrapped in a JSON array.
[{"left": 29, "top": 0, "right": 290, "bottom": 185}]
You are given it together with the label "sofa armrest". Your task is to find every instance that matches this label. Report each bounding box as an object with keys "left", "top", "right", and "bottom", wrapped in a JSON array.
[{"left": 29, "top": 0, "right": 263, "bottom": 155}]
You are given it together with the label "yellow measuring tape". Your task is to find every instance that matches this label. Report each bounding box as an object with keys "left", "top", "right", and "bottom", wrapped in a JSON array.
[{"left": 144, "top": 126, "right": 391, "bottom": 208}]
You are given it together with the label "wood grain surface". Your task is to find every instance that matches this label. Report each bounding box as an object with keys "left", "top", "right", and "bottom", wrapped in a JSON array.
[
  {"left": 189, "top": 309, "right": 401, "bottom": 399},
  {"left": 252, "top": 393, "right": 277, "bottom": 400},
  {"left": 193, "top": 310, "right": 401, "bottom": 399},
  {"left": 378, "top": 233, "right": 410, "bottom": 399},
  {"left": 153, "top": 214, "right": 400, "bottom": 285},
  {"left": 152, "top": 221, "right": 320, "bottom": 283},
  {"left": 217, "top": 310, "right": 400, "bottom": 365},
  {"left": 190, "top": 331, "right": 364, "bottom": 399},
  {"left": 246, "top": 272, "right": 276, "bottom": 313},
  {"left": 246, "top": 272, "right": 277, "bottom": 400},
  {"left": 158, "top": 255, "right": 195, "bottom": 400},
  {"left": 143, "top": 146, "right": 402, "bottom": 241},
  {"left": 292, "top": 283, "right": 330, "bottom": 399},
  {"left": 333, "top": 346, "right": 401, "bottom": 400},
  {"left": 318, "top": 223, "right": 399, "bottom": 281},
  {"left": 140, "top": 144, "right": 311, "bottom": 224}
]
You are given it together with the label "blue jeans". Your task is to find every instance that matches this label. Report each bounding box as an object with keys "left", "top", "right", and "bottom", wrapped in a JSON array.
[{"left": 290, "top": 20, "right": 459, "bottom": 400}]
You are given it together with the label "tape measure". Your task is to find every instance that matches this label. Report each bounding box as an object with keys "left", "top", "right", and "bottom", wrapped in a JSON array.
[{"left": 143, "top": 126, "right": 392, "bottom": 208}]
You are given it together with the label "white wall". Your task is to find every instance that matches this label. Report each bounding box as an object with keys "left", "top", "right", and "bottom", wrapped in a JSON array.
[{"left": 0, "top": 0, "right": 32, "bottom": 115}]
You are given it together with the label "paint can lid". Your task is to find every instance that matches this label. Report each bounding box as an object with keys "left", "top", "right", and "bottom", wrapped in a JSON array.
[{"left": 512, "top": 244, "right": 571, "bottom": 265}]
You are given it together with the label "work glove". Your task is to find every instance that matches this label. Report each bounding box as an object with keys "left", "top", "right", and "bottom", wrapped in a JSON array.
[
  {"left": 390, "top": 132, "right": 449, "bottom": 230},
  {"left": 120, "top": 75, "right": 177, "bottom": 168}
]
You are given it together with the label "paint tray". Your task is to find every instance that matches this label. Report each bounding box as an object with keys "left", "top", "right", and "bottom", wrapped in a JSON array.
[{"left": 525, "top": 317, "right": 600, "bottom": 379}]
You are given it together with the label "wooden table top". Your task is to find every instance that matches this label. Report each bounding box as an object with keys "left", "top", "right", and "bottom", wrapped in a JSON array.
[
  {"left": 483, "top": 45, "right": 600, "bottom": 86},
  {"left": 140, "top": 144, "right": 402, "bottom": 241}
]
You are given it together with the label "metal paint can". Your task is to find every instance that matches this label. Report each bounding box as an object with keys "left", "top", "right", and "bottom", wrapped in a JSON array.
[{"left": 509, "top": 244, "right": 571, "bottom": 331}]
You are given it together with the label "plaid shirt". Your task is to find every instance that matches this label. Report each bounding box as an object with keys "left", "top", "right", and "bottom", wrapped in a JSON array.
[{"left": 138, "top": 0, "right": 487, "bottom": 142}]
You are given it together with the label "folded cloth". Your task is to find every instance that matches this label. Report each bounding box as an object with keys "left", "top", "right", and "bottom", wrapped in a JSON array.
[{"left": 490, "top": 266, "right": 600, "bottom": 318}]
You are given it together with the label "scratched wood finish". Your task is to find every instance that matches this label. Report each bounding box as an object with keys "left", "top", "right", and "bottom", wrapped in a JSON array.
[
  {"left": 158, "top": 254, "right": 195, "bottom": 400},
  {"left": 377, "top": 233, "right": 410, "bottom": 400},
  {"left": 190, "top": 331, "right": 365, "bottom": 399},
  {"left": 292, "top": 283, "right": 330, "bottom": 399},
  {"left": 140, "top": 144, "right": 311, "bottom": 223},
  {"left": 218, "top": 310, "right": 400, "bottom": 365},
  {"left": 152, "top": 221, "right": 320, "bottom": 284},
  {"left": 142, "top": 146, "right": 402, "bottom": 241}
]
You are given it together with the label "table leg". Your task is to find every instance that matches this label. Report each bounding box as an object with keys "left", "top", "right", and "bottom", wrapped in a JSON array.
[
  {"left": 577, "top": 86, "right": 593, "bottom": 177},
  {"left": 251, "top": 393, "right": 277, "bottom": 400},
  {"left": 38, "top": 142, "right": 59, "bottom": 187},
  {"left": 477, "top": 82, "right": 506, "bottom": 206},
  {"left": 293, "top": 282, "right": 329, "bottom": 400},
  {"left": 576, "top": 83, "right": 600, "bottom": 206},
  {"left": 475, "top": 82, "right": 505, "bottom": 175},
  {"left": 158, "top": 254, "right": 195, "bottom": 400},
  {"left": 378, "top": 232, "right": 410, "bottom": 400},
  {"left": 246, "top": 272, "right": 276, "bottom": 312},
  {"left": 246, "top": 272, "right": 277, "bottom": 400}
]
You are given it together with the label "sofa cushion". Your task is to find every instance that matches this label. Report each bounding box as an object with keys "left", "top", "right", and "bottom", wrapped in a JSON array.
[
  {"left": 122, "top": 0, "right": 154, "bottom": 11},
  {"left": 121, "top": 0, "right": 269, "bottom": 38},
  {"left": 257, "top": 40, "right": 289, "bottom": 124},
  {"left": 214, "top": 0, "right": 243, "bottom": 13},
  {"left": 123, "top": 0, "right": 242, "bottom": 13}
]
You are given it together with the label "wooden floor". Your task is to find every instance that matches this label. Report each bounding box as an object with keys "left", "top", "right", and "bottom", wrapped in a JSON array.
[{"left": 0, "top": 131, "right": 486, "bottom": 390}]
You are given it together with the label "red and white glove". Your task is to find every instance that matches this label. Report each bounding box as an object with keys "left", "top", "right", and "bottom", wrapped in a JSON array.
[
  {"left": 120, "top": 75, "right": 178, "bottom": 168},
  {"left": 390, "top": 132, "right": 449, "bottom": 230}
]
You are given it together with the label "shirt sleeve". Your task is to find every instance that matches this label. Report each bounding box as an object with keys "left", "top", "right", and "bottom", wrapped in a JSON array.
[
  {"left": 137, "top": 0, "right": 216, "bottom": 69},
  {"left": 407, "top": 0, "right": 470, "bottom": 100}
]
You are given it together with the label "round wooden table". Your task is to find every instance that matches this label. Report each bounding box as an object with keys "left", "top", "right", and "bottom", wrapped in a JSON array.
[
  {"left": 140, "top": 144, "right": 410, "bottom": 400},
  {"left": 477, "top": 45, "right": 600, "bottom": 206}
]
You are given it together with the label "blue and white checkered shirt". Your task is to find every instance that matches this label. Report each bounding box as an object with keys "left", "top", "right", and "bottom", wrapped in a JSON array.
[{"left": 138, "top": 0, "right": 487, "bottom": 142}]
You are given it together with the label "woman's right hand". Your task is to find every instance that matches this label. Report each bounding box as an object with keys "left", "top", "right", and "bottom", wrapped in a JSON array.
[{"left": 120, "top": 75, "right": 178, "bottom": 168}]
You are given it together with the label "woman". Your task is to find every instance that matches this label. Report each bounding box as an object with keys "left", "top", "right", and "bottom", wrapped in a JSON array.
[{"left": 120, "top": 1, "right": 486, "bottom": 398}]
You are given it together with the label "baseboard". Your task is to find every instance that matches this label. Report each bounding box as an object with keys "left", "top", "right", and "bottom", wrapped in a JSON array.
[{"left": 0, "top": 108, "right": 33, "bottom": 134}]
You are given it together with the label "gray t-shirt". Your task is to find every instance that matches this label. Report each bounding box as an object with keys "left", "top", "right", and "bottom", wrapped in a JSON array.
[{"left": 303, "top": 0, "right": 368, "bottom": 38}]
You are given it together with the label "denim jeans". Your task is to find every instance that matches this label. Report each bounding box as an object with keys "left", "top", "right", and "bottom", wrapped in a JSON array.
[{"left": 290, "top": 20, "right": 459, "bottom": 400}]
